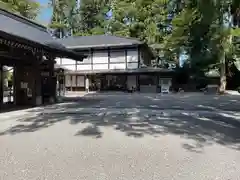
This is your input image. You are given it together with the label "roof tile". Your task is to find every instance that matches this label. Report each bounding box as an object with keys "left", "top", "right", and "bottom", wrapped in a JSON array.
[{"left": 57, "top": 35, "right": 143, "bottom": 49}]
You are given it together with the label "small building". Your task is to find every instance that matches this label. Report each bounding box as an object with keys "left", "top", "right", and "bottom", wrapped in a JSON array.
[
  {"left": 56, "top": 35, "right": 173, "bottom": 93},
  {"left": 0, "top": 8, "right": 84, "bottom": 110}
]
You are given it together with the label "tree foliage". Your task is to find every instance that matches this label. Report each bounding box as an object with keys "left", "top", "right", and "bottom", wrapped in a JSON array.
[
  {"left": 49, "top": 0, "right": 78, "bottom": 37},
  {"left": 77, "top": 0, "right": 111, "bottom": 35},
  {"left": 0, "top": 0, "right": 40, "bottom": 19},
  {"left": 49, "top": 0, "right": 111, "bottom": 37},
  {"left": 163, "top": 0, "right": 240, "bottom": 91},
  {"left": 109, "top": 0, "right": 169, "bottom": 54}
]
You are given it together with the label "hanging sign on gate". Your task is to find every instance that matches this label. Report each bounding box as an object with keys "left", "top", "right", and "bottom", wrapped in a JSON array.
[{"left": 27, "top": 88, "right": 32, "bottom": 97}]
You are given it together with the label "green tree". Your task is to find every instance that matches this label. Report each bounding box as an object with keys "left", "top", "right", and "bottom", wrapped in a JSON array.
[
  {"left": 76, "top": 0, "right": 111, "bottom": 35},
  {"left": 49, "top": 0, "right": 110, "bottom": 36},
  {"left": 109, "top": 0, "right": 170, "bottom": 63},
  {"left": 0, "top": 0, "right": 40, "bottom": 19},
  {"left": 49, "top": 0, "right": 72, "bottom": 38},
  {"left": 164, "top": 0, "right": 240, "bottom": 92}
]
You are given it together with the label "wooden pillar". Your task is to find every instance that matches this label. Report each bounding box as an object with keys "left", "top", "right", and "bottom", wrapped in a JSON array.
[
  {"left": 69, "top": 75, "right": 72, "bottom": 92},
  {"left": 32, "top": 63, "right": 42, "bottom": 106},
  {"left": 13, "top": 66, "right": 16, "bottom": 105},
  {"left": 49, "top": 60, "right": 56, "bottom": 103},
  {"left": 137, "top": 74, "right": 140, "bottom": 91},
  {"left": 156, "top": 73, "right": 159, "bottom": 93},
  {"left": 15, "top": 65, "right": 25, "bottom": 106}
]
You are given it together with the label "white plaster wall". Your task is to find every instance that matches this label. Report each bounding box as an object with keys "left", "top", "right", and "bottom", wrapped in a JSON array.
[
  {"left": 127, "top": 50, "right": 138, "bottom": 63},
  {"left": 92, "top": 51, "right": 108, "bottom": 64},
  {"left": 56, "top": 49, "right": 140, "bottom": 72},
  {"left": 55, "top": 58, "right": 61, "bottom": 64},
  {"left": 78, "top": 56, "right": 91, "bottom": 64},
  {"left": 110, "top": 50, "right": 125, "bottom": 63},
  {"left": 55, "top": 58, "right": 76, "bottom": 71},
  {"left": 109, "top": 63, "right": 125, "bottom": 70},
  {"left": 127, "top": 75, "right": 137, "bottom": 89},
  {"left": 93, "top": 64, "right": 108, "bottom": 70},
  {"left": 127, "top": 62, "right": 138, "bottom": 69},
  {"left": 63, "top": 64, "right": 76, "bottom": 71},
  {"left": 77, "top": 64, "right": 92, "bottom": 71},
  {"left": 61, "top": 58, "right": 76, "bottom": 65}
]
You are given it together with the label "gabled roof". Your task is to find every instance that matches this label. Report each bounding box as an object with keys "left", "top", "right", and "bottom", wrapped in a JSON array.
[
  {"left": 0, "top": 8, "right": 51, "bottom": 44},
  {"left": 0, "top": 8, "right": 85, "bottom": 61},
  {"left": 57, "top": 35, "right": 143, "bottom": 49}
]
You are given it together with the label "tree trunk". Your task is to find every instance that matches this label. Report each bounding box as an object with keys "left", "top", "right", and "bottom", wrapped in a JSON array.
[
  {"left": 219, "top": 3, "right": 232, "bottom": 94},
  {"left": 219, "top": 50, "right": 226, "bottom": 94}
]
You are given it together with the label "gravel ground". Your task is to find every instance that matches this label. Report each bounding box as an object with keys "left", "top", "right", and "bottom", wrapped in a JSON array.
[{"left": 0, "top": 93, "right": 240, "bottom": 180}]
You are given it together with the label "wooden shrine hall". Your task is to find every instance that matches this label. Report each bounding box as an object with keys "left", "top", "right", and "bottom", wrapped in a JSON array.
[{"left": 0, "top": 8, "right": 84, "bottom": 110}]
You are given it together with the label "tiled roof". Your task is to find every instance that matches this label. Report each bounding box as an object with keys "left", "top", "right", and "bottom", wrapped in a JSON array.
[
  {"left": 57, "top": 35, "right": 143, "bottom": 49},
  {"left": 0, "top": 8, "right": 85, "bottom": 60}
]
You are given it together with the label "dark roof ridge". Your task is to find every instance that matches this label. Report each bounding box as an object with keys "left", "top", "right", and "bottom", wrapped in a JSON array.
[
  {"left": 74, "top": 34, "right": 143, "bottom": 43},
  {"left": 111, "top": 35, "right": 143, "bottom": 43},
  {"left": 0, "top": 8, "right": 47, "bottom": 32}
]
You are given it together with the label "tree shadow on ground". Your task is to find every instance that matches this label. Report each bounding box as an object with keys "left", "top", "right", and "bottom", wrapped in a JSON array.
[
  {"left": 75, "top": 125, "right": 102, "bottom": 138},
  {"left": 1, "top": 106, "right": 240, "bottom": 151},
  {"left": 1, "top": 94, "right": 240, "bottom": 152}
]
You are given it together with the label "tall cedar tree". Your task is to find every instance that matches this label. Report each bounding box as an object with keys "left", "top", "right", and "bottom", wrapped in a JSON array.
[
  {"left": 76, "top": 0, "right": 111, "bottom": 35},
  {"left": 110, "top": 0, "right": 169, "bottom": 55},
  {"left": 49, "top": 0, "right": 78, "bottom": 38}
]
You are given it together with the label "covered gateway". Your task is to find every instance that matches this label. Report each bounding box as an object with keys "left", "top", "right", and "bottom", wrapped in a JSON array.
[{"left": 0, "top": 8, "right": 85, "bottom": 109}]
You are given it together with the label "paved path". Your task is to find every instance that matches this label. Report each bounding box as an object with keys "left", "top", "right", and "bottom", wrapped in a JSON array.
[{"left": 1, "top": 93, "right": 240, "bottom": 180}]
